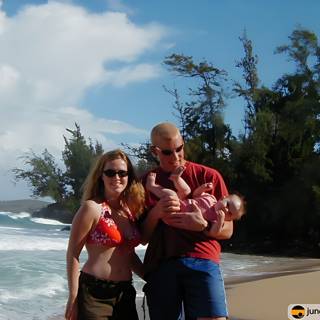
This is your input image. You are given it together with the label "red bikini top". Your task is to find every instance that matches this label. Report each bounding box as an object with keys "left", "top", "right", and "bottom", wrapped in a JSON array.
[{"left": 86, "top": 202, "right": 140, "bottom": 248}]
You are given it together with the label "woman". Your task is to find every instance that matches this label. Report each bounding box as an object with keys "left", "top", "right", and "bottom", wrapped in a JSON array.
[{"left": 65, "top": 149, "right": 145, "bottom": 320}]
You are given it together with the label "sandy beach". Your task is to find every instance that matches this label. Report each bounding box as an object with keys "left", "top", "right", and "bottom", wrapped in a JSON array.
[
  {"left": 136, "top": 259, "right": 320, "bottom": 320},
  {"left": 226, "top": 266, "right": 320, "bottom": 320}
]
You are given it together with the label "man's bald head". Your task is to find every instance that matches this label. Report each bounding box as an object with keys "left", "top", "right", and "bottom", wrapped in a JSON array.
[{"left": 151, "top": 122, "right": 182, "bottom": 146}]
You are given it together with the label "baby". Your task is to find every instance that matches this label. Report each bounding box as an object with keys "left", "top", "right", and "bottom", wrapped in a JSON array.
[{"left": 146, "top": 166, "right": 245, "bottom": 236}]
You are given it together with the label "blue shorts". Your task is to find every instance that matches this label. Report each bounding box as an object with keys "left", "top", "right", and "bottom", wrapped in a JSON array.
[{"left": 143, "top": 257, "right": 228, "bottom": 320}]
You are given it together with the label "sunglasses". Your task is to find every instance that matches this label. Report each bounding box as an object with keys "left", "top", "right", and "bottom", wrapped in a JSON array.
[
  {"left": 103, "top": 169, "right": 128, "bottom": 178},
  {"left": 154, "top": 144, "right": 184, "bottom": 156}
]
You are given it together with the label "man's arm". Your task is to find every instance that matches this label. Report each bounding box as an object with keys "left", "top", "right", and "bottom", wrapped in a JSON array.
[
  {"left": 163, "top": 202, "right": 233, "bottom": 237},
  {"left": 139, "top": 194, "right": 180, "bottom": 244},
  {"left": 162, "top": 202, "right": 208, "bottom": 232}
]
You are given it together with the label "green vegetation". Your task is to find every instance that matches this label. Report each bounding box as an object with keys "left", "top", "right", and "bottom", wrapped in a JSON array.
[
  {"left": 129, "top": 27, "right": 320, "bottom": 256},
  {"left": 13, "top": 27, "right": 320, "bottom": 256},
  {"left": 227, "top": 28, "right": 320, "bottom": 254},
  {"left": 13, "top": 123, "right": 103, "bottom": 213}
]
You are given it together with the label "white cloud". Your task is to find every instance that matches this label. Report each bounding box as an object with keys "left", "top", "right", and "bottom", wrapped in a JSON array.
[
  {"left": 0, "top": 2, "right": 166, "bottom": 106},
  {"left": 0, "top": 1, "right": 167, "bottom": 200},
  {"left": 0, "top": 64, "right": 20, "bottom": 91},
  {"left": 105, "top": 63, "right": 163, "bottom": 87}
]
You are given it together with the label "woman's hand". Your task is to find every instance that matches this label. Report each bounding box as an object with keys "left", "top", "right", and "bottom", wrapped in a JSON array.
[{"left": 65, "top": 296, "right": 78, "bottom": 320}]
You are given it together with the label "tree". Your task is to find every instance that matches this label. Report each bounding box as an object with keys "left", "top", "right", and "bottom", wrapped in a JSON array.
[
  {"left": 234, "top": 30, "right": 260, "bottom": 136},
  {"left": 163, "top": 54, "right": 232, "bottom": 168},
  {"left": 62, "top": 123, "right": 103, "bottom": 200},
  {"left": 13, "top": 149, "right": 66, "bottom": 202},
  {"left": 122, "top": 141, "right": 157, "bottom": 177},
  {"left": 231, "top": 27, "right": 320, "bottom": 249},
  {"left": 13, "top": 123, "right": 103, "bottom": 211},
  {"left": 275, "top": 27, "right": 320, "bottom": 78}
]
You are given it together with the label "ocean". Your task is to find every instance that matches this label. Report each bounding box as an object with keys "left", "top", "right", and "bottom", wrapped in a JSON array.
[{"left": 0, "top": 210, "right": 317, "bottom": 320}]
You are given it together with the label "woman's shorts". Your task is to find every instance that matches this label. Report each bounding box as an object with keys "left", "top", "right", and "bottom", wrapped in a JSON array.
[{"left": 77, "top": 271, "right": 138, "bottom": 320}]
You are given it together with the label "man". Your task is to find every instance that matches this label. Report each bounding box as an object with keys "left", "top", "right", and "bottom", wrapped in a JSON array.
[{"left": 140, "top": 122, "right": 233, "bottom": 320}]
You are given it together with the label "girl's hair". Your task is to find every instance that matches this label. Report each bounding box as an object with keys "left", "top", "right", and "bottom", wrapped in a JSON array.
[{"left": 81, "top": 149, "right": 145, "bottom": 218}]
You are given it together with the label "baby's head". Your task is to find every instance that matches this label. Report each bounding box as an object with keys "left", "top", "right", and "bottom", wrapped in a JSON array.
[{"left": 223, "top": 194, "right": 245, "bottom": 221}]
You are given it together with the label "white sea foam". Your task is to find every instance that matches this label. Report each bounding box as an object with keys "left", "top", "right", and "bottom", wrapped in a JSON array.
[
  {"left": 0, "top": 233, "right": 68, "bottom": 251},
  {"left": 0, "top": 211, "right": 67, "bottom": 226},
  {"left": 0, "top": 211, "right": 31, "bottom": 219},
  {"left": 13, "top": 212, "right": 31, "bottom": 219},
  {"left": 0, "top": 274, "right": 66, "bottom": 303},
  {"left": 0, "top": 211, "right": 12, "bottom": 215},
  {"left": 0, "top": 226, "right": 23, "bottom": 230},
  {"left": 30, "top": 217, "right": 66, "bottom": 225}
]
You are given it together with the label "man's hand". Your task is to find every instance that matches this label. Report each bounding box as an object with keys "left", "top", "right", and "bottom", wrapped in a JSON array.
[
  {"left": 162, "top": 201, "right": 207, "bottom": 231},
  {"left": 153, "top": 194, "right": 181, "bottom": 219},
  {"left": 140, "top": 194, "right": 181, "bottom": 243}
]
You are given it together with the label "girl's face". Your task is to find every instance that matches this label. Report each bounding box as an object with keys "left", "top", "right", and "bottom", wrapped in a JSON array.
[{"left": 102, "top": 158, "right": 128, "bottom": 200}]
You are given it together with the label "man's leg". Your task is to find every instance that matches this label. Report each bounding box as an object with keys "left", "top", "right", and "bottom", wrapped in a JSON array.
[
  {"left": 144, "top": 259, "right": 183, "bottom": 320},
  {"left": 179, "top": 258, "right": 228, "bottom": 320}
]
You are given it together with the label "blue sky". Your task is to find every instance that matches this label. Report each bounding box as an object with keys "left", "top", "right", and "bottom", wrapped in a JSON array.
[{"left": 0, "top": 0, "right": 319, "bottom": 200}]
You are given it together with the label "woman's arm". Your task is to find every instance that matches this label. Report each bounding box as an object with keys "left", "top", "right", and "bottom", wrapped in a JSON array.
[{"left": 65, "top": 201, "right": 97, "bottom": 320}]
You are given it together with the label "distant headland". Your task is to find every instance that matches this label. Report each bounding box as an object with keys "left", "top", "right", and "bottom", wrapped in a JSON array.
[{"left": 0, "top": 199, "right": 73, "bottom": 224}]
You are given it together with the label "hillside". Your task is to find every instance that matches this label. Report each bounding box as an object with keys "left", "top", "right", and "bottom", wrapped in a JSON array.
[{"left": 0, "top": 199, "right": 49, "bottom": 213}]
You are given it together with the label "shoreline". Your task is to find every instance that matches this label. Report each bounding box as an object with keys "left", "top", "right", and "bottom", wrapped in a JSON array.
[{"left": 225, "top": 257, "right": 320, "bottom": 285}]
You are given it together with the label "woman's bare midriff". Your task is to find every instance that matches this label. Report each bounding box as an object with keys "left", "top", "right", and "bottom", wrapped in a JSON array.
[{"left": 82, "top": 243, "right": 134, "bottom": 281}]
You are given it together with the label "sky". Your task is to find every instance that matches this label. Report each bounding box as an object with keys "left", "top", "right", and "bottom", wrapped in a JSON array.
[{"left": 0, "top": 0, "right": 319, "bottom": 200}]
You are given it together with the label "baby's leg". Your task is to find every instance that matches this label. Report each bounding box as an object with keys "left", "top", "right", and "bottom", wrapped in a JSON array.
[
  {"left": 193, "top": 182, "right": 213, "bottom": 197},
  {"left": 169, "top": 166, "right": 191, "bottom": 199},
  {"left": 146, "top": 172, "right": 176, "bottom": 198}
]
